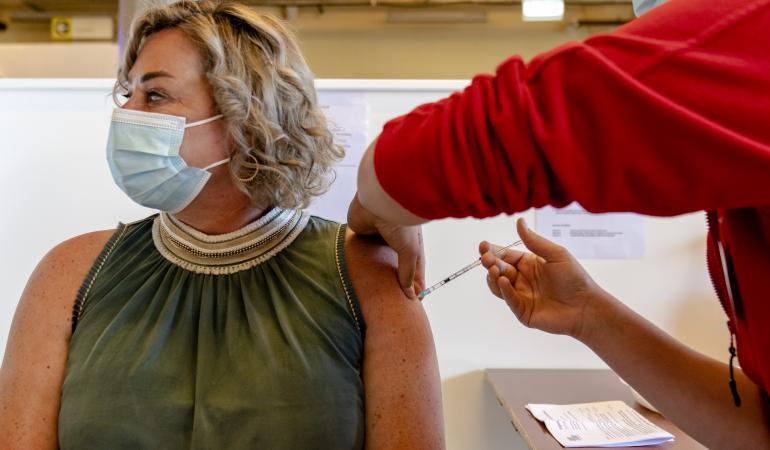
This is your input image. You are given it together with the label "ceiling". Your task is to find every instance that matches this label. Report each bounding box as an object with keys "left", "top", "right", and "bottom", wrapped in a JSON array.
[
  {"left": 0, "top": 0, "right": 632, "bottom": 14},
  {"left": 0, "top": 1, "right": 118, "bottom": 14},
  {"left": 0, "top": 0, "right": 633, "bottom": 40}
]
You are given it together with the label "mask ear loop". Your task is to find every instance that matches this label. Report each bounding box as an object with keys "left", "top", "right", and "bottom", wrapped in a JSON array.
[
  {"left": 186, "top": 114, "right": 224, "bottom": 128},
  {"left": 236, "top": 153, "right": 260, "bottom": 183},
  {"left": 203, "top": 158, "right": 230, "bottom": 171}
]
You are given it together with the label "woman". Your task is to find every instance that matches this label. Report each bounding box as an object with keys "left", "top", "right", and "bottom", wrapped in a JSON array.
[{"left": 0, "top": 2, "right": 444, "bottom": 449}]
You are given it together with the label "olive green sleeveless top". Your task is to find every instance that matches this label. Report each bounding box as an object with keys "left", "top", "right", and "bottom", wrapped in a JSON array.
[{"left": 58, "top": 209, "right": 366, "bottom": 450}]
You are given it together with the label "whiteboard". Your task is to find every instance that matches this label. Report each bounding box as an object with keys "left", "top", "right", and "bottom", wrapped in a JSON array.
[{"left": 0, "top": 79, "right": 726, "bottom": 450}]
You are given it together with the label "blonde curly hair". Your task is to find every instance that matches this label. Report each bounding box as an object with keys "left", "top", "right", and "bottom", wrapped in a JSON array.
[{"left": 116, "top": 0, "right": 343, "bottom": 209}]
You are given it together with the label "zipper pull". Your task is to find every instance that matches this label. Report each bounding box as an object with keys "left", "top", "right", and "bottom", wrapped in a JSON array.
[{"left": 728, "top": 331, "right": 742, "bottom": 407}]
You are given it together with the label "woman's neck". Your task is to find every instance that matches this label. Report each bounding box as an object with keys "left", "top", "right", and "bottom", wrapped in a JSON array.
[
  {"left": 171, "top": 174, "right": 271, "bottom": 235},
  {"left": 173, "top": 205, "right": 270, "bottom": 235}
]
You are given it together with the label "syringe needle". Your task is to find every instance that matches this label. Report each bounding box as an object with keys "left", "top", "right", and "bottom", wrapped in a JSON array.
[{"left": 418, "top": 240, "right": 522, "bottom": 299}]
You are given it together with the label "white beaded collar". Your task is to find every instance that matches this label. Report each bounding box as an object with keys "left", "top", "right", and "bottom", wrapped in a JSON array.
[{"left": 151, "top": 208, "right": 309, "bottom": 275}]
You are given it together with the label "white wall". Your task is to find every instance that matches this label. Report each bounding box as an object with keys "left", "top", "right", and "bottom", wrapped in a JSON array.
[
  {"left": 0, "top": 43, "right": 118, "bottom": 78},
  {"left": 0, "top": 79, "right": 726, "bottom": 450}
]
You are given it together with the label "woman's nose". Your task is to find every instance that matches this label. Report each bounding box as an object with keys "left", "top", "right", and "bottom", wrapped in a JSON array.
[
  {"left": 120, "top": 100, "right": 134, "bottom": 110},
  {"left": 120, "top": 94, "right": 144, "bottom": 111}
]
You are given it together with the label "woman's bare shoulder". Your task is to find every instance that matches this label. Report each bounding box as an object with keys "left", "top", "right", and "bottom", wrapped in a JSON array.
[
  {"left": 42, "top": 229, "right": 117, "bottom": 283},
  {"left": 342, "top": 227, "right": 429, "bottom": 327},
  {"left": 21, "top": 229, "right": 117, "bottom": 326},
  {"left": 342, "top": 228, "right": 405, "bottom": 308}
]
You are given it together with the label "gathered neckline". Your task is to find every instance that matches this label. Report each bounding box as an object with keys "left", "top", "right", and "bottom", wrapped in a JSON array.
[{"left": 152, "top": 208, "right": 309, "bottom": 275}]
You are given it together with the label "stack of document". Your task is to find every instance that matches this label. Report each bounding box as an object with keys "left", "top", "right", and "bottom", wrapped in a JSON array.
[{"left": 526, "top": 401, "right": 674, "bottom": 448}]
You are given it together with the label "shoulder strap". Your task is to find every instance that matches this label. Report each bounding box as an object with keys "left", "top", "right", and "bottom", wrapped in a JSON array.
[
  {"left": 334, "top": 223, "right": 366, "bottom": 340},
  {"left": 71, "top": 215, "right": 156, "bottom": 332}
]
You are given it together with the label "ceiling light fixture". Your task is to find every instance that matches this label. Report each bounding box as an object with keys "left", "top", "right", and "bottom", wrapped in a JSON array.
[{"left": 522, "top": 0, "right": 565, "bottom": 22}]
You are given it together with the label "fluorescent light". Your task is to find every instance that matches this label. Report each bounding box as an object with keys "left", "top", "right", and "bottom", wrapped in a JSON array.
[{"left": 522, "top": 0, "right": 565, "bottom": 22}]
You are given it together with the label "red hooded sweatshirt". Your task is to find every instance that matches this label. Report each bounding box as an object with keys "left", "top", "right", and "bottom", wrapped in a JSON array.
[{"left": 373, "top": 0, "right": 770, "bottom": 397}]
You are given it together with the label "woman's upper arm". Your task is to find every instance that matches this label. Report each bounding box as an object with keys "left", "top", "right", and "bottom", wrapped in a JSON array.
[
  {"left": 344, "top": 229, "right": 445, "bottom": 450},
  {"left": 0, "top": 230, "right": 113, "bottom": 450}
]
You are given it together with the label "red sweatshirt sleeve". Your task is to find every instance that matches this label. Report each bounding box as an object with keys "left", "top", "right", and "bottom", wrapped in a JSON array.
[{"left": 374, "top": 0, "right": 770, "bottom": 220}]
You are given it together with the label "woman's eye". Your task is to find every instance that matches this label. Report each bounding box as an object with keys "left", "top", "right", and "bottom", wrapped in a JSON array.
[{"left": 147, "top": 91, "right": 165, "bottom": 102}]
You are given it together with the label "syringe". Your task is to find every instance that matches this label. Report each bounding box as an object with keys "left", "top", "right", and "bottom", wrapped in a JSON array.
[{"left": 418, "top": 240, "right": 523, "bottom": 299}]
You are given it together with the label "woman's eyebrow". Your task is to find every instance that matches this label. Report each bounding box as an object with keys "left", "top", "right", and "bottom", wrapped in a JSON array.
[{"left": 128, "top": 70, "right": 175, "bottom": 84}]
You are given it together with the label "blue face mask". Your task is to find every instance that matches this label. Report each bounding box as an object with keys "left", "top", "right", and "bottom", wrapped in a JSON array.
[
  {"left": 106, "top": 108, "right": 228, "bottom": 213},
  {"left": 632, "top": 0, "right": 666, "bottom": 16}
]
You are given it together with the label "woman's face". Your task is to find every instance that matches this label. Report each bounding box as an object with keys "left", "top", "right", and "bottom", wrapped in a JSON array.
[{"left": 122, "top": 28, "right": 229, "bottom": 168}]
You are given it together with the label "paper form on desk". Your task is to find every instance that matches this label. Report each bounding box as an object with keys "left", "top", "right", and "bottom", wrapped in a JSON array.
[{"left": 526, "top": 401, "right": 674, "bottom": 447}]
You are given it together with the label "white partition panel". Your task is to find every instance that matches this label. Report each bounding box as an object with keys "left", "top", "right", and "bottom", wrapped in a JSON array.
[{"left": 0, "top": 79, "right": 726, "bottom": 450}]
